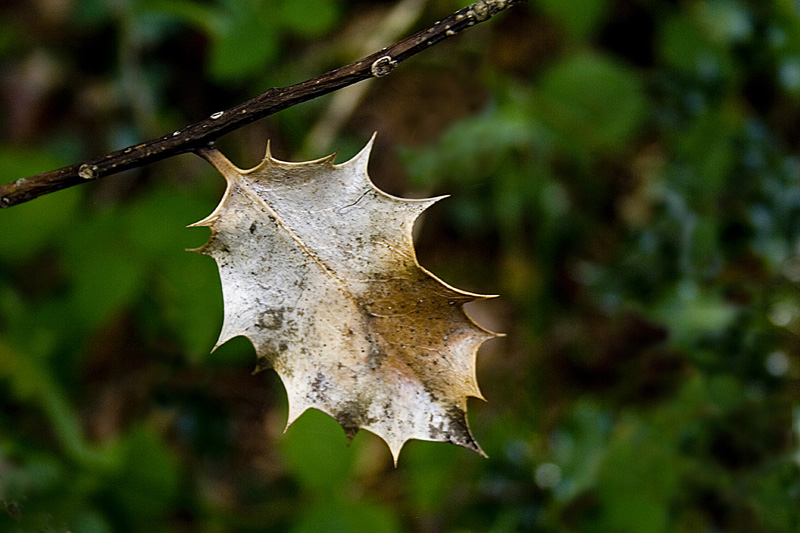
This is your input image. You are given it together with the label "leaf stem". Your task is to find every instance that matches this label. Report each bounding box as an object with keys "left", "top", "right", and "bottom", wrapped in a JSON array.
[{"left": 0, "top": 0, "right": 525, "bottom": 209}]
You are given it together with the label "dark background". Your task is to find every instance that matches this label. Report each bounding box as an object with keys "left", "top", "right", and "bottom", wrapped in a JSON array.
[{"left": 1, "top": 0, "right": 799, "bottom": 531}]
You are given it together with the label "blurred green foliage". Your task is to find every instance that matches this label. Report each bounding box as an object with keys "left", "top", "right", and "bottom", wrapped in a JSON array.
[{"left": 1, "top": 0, "right": 799, "bottom": 531}]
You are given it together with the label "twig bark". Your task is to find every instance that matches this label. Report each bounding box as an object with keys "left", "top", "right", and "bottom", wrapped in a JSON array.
[{"left": 0, "top": 0, "right": 524, "bottom": 208}]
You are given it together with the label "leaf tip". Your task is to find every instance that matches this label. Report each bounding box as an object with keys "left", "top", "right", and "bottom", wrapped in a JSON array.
[
  {"left": 388, "top": 439, "right": 405, "bottom": 467},
  {"left": 458, "top": 430, "right": 488, "bottom": 459},
  {"left": 184, "top": 245, "right": 206, "bottom": 255},
  {"left": 338, "top": 133, "right": 376, "bottom": 172}
]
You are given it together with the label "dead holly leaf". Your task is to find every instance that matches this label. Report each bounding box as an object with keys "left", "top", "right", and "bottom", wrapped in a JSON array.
[{"left": 191, "top": 135, "right": 498, "bottom": 463}]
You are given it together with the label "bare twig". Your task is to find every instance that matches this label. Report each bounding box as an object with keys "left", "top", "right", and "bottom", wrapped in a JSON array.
[{"left": 0, "top": 0, "right": 524, "bottom": 208}]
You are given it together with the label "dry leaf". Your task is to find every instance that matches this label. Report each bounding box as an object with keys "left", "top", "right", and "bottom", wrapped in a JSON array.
[{"left": 191, "top": 135, "right": 498, "bottom": 463}]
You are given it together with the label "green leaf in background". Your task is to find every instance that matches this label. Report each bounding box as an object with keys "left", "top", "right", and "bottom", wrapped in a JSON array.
[
  {"left": 748, "top": 462, "right": 800, "bottom": 531},
  {"left": 136, "top": 0, "right": 279, "bottom": 81},
  {"left": 535, "top": 52, "right": 646, "bottom": 153},
  {"left": 278, "top": 0, "right": 340, "bottom": 37},
  {"left": 126, "top": 186, "right": 212, "bottom": 256},
  {"left": 658, "top": 13, "right": 736, "bottom": 82},
  {"left": 695, "top": 0, "right": 753, "bottom": 46},
  {"left": 0, "top": 149, "right": 81, "bottom": 262},
  {"left": 106, "top": 425, "right": 179, "bottom": 522},
  {"left": 292, "top": 499, "right": 401, "bottom": 533},
  {"left": 402, "top": 441, "right": 460, "bottom": 511},
  {"left": 281, "top": 408, "right": 357, "bottom": 491},
  {"left": 125, "top": 186, "right": 221, "bottom": 357},
  {"left": 154, "top": 251, "right": 222, "bottom": 359},
  {"left": 650, "top": 281, "right": 738, "bottom": 348},
  {"left": 60, "top": 212, "right": 147, "bottom": 331},
  {"left": 594, "top": 414, "right": 680, "bottom": 533},
  {"left": 69, "top": 511, "right": 113, "bottom": 533},
  {"left": 208, "top": 3, "right": 279, "bottom": 82},
  {"left": 549, "top": 401, "right": 611, "bottom": 501},
  {"left": 134, "top": 0, "right": 221, "bottom": 37},
  {"left": 669, "top": 105, "right": 742, "bottom": 206},
  {"left": 534, "top": 0, "right": 609, "bottom": 38}
]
